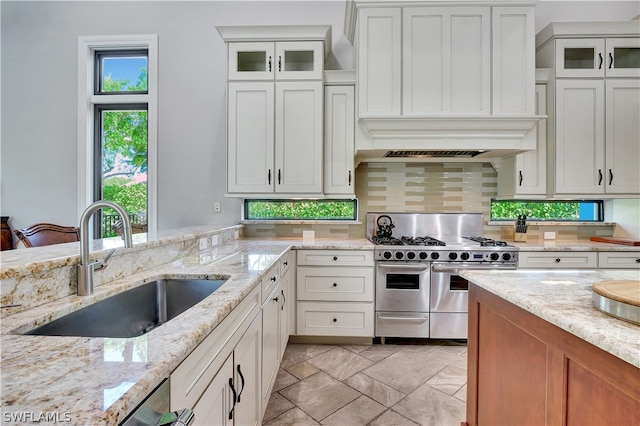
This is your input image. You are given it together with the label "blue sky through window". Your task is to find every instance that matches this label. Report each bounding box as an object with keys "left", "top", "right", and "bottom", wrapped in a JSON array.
[{"left": 102, "top": 56, "right": 147, "bottom": 84}]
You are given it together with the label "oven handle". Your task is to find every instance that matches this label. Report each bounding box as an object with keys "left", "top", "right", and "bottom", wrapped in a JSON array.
[
  {"left": 377, "top": 263, "right": 430, "bottom": 272},
  {"left": 431, "top": 263, "right": 517, "bottom": 272}
]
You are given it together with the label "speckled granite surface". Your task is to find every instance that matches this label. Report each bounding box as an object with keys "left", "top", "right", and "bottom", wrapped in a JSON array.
[
  {"left": 0, "top": 236, "right": 373, "bottom": 425},
  {"left": 460, "top": 269, "right": 640, "bottom": 368},
  {"left": 512, "top": 240, "right": 640, "bottom": 251}
]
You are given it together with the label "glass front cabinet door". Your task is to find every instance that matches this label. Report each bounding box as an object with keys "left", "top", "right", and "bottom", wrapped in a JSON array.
[
  {"left": 556, "top": 37, "right": 640, "bottom": 78},
  {"left": 228, "top": 41, "right": 323, "bottom": 81}
]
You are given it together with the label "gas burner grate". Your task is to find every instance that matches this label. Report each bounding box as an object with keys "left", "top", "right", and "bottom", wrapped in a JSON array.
[
  {"left": 372, "top": 236, "right": 405, "bottom": 246},
  {"left": 465, "top": 236, "right": 509, "bottom": 247},
  {"left": 401, "top": 236, "right": 446, "bottom": 246}
]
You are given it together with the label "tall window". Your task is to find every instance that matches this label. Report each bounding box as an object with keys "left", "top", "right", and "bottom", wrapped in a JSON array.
[{"left": 78, "top": 36, "right": 157, "bottom": 240}]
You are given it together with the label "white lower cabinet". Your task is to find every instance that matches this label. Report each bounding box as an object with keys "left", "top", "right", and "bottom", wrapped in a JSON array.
[
  {"left": 296, "top": 250, "right": 375, "bottom": 337},
  {"left": 261, "top": 251, "right": 292, "bottom": 417},
  {"left": 598, "top": 251, "right": 640, "bottom": 269},
  {"left": 518, "top": 251, "right": 597, "bottom": 269},
  {"left": 171, "top": 286, "right": 262, "bottom": 425}
]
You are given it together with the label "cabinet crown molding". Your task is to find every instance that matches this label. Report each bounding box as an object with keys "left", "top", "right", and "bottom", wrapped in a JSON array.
[
  {"left": 216, "top": 25, "right": 332, "bottom": 57},
  {"left": 536, "top": 21, "right": 640, "bottom": 49}
]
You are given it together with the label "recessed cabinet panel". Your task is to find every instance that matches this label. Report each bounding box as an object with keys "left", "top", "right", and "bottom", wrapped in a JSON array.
[
  {"left": 555, "top": 80, "right": 605, "bottom": 194},
  {"left": 324, "top": 85, "right": 355, "bottom": 195},
  {"left": 514, "top": 84, "right": 546, "bottom": 194},
  {"left": 358, "top": 8, "right": 402, "bottom": 116},
  {"left": 275, "top": 82, "right": 323, "bottom": 193},
  {"left": 227, "top": 83, "right": 274, "bottom": 193},
  {"left": 605, "top": 80, "right": 640, "bottom": 193}
]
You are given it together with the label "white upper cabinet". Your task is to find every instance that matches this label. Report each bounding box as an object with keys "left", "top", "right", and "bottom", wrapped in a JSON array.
[
  {"left": 355, "top": 4, "right": 535, "bottom": 118},
  {"left": 357, "top": 8, "right": 402, "bottom": 117},
  {"left": 219, "top": 25, "right": 329, "bottom": 197},
  {"left": 403, "top": 7, "right": 490, "bottom": 115},
  {"left": 554, "top": 37, "right": 640, "bottom": 78},
  {"left": 492, "top": 7, "right": 536, "bottom": 115},
  {"left": 537, "top": 21, "right": 640, "bottom": 196},
  {"left": 515, "top": 83, "right": 547, "bottom": 194},
  {"left": 324, "top": 84, "right": 355, "bottom": 196}
]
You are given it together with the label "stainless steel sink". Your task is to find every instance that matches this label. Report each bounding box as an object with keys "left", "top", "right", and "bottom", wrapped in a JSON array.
[{"left": 26, "top": 278, "right": 226, "bottom": 338}]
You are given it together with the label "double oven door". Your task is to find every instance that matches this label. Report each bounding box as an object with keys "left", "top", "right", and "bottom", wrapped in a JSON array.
[{"left": 375, "top": 262, "right": 431, "bottom": 338}]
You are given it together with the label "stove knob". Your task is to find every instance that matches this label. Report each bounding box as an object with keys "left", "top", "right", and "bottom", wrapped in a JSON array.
[
  {"left": 460, "top": 252, "right": 470, "bottom": 261},
  {"left": 407, "top": 252, "right": 416, "bottom": 260},
  {"left": 419, "top": 252, "right": 428, "bottom": 260},
  {"left": 449, "top": 252, "right": 458, "bottom": 261},
  {"left": 502, "top": 253, "right": 512, "bottom": 261},
  {"left": 431, "top": 252, "right": 440, "bottom": 260},
  {"left": 395, "top": 251, "right": 404, "bottom": 260},
  {"left": 383, "top": 251, "right": 392, "bottom": 260},
  {"left": 490, "top": 253, "right": 500, "bottom": 261}
]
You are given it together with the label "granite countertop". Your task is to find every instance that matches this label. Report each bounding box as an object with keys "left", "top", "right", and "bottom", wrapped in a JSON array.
[
  {"left": 511, "top": 240, "right": 640, "bottom": 251},
  {"left": 0, "top": 237, "right": 373, "bottom": 425},
  {"left": 460, "top": 269, "right": 640, "bottom": 368}
]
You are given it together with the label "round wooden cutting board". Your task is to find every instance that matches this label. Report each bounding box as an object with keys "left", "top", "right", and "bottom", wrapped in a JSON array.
[
  {"left": 592, "top": 280, "right": 640, "bottom": 307},
  {"left": 592, "top": 280, "right": 640, "bottom": 325}
]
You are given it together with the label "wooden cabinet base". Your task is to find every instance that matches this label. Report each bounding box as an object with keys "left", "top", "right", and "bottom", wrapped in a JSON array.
[{"left": 466, "top": 284, "right": 640, "bottom": 426}]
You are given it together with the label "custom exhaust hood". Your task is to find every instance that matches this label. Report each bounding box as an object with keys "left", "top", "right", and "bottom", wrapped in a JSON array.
[{"left": 354, "top": 115, "right": 544, "bottom": 163}]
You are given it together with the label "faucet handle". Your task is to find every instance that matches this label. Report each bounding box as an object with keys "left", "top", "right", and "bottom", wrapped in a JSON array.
[{"left": 94, "top": 248, "right": 116, "bottom": 271}]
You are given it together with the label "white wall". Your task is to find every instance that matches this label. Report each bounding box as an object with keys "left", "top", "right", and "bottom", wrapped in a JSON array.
[
  {"left": 0, "top": 1, "right": 347, "bottom": 234},
  {"left": 2, "top": 0, "right": 639, "bottom": 236}
]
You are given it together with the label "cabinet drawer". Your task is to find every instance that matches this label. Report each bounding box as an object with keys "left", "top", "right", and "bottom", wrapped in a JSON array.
[
  {"left": 280, "top": 251, "right": 292, "bottom": 277},
  {"left": 261, "top": 263, "right": 280, "bottom": 304},
  {"left": 296, "top": 249, "right": 374, "bottom": 266},
  {"left": 598, "top": 252, "right": 640, "bottom": 269},
  {"left": 518, "top": 252, "right": 597, "bottom": 269},
  {"left": 297, "top": 302, "right": 374, "bottom": 336},
  {"left": 297, "top": 266, "right": 374, "bottom": 301}
]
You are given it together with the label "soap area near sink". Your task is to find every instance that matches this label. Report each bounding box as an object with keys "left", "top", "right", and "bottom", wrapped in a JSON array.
[{"left": 0, "top": 225, "right": 291, "bottom": 425}]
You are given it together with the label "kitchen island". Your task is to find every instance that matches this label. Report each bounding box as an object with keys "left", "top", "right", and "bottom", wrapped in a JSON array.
[{"left": 460, "top": 269, "right": 640, "bottom": 426}]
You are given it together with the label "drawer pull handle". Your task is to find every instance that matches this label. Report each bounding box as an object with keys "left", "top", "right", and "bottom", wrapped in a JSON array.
[
  {"left": 271, "top": 276, "right": 277, "bottom": 282},
  {"left": 283, "top": 261, "right": 288, "bottom": 266},
  {"left": 332, "top": 318, "right": 337, "bottom": 323},
  {"left": 333, "top": 256, "right": 338, "bottom": 261},
  {"left": 555, "top": 258, "right": 561, "bottom": 263},
  {"left": 332, "top": 282, "right": 337, "bottom": 287},
  {"left": 636, "top": 258, "right": 640, "bottom": 263},
  {"left": 273, "top": 296, "right": 279, "bottom": 303}
]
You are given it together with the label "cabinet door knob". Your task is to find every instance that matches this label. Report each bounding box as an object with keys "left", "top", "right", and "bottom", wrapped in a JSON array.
[
  {"left": 333, "top": 256, "right": 338, "bottom": 261},
  {"left": 283, "top": 261, "right": 288, "bottom": 266},
  {"left": 598, "top": 53, "right": 603, "bottom": 69},
  {"left": 332, "top": 282, "right": 338, "bottom": 287},
  {"left": 332, "top": 318, "right": 337, "bottom": 323},
  {"left": 271, "top": 276, "right": 277, "bottom": 282},
  {"left": 273, "top": 296, "right": 279, "bottom": 302},
  {"left": 555, "top": 258, "right": 561, "bottom": 263},
  {"left": 635, "top": 258, "right": 640, "bottom": 263},
  {"left": 598, "top": 169, "right": 603, "bottom": 185}
]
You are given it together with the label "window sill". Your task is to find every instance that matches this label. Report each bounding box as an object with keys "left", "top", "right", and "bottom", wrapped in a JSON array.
[
  {"left": 240, "top": 220, "right": 361, "bottom": 225},
  {"left": 487, "top": 221, "right": 615, "bottom": 227}
]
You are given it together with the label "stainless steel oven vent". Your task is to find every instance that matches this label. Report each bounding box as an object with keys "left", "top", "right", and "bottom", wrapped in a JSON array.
[{"left": 384, "top": 150, "right": 486, "bottom": 158}]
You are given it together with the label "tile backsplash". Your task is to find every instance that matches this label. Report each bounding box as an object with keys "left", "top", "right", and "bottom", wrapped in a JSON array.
[{"left": 244, "top": 161, "right": 615, "bottom": 240}]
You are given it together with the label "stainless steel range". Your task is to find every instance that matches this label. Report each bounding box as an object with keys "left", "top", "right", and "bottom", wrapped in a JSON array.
[{"left": 367, "top": 212, "right": 518, "bottom": 341}]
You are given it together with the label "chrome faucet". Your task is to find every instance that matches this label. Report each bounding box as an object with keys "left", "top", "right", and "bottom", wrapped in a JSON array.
[{"left": 77, "top": 200, "right": 133, "bottom": 296}]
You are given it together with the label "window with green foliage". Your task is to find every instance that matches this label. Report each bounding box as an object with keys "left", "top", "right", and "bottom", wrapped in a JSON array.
[
  {"left": 245, "top": 200, "right": 358, "bottom": 221},
  {"left": 491, "top": 199, "right": 604, "bottom": 221}
]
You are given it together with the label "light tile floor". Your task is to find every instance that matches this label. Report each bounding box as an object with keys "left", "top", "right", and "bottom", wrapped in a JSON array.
[{"left": 263, "top": 339, "right": 468, "bottom": 426}]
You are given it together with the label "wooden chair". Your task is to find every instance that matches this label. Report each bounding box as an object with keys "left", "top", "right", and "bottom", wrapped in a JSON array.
[
  {"left": 112, "top": 220, "right": 147, "bottom": 237},
  {"left": 14, "top": 223, "right": 80, "bottom": 248}
]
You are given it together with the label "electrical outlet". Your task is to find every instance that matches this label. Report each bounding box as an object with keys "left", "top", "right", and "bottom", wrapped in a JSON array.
[
  {"left": 211, "top": 234, "right": 219, "bottom": 246},
  {"left": 544, "top": 231, "right": 556, "bottom": 240},
  {"left": 199, "top": 237, "right": 208, "bottom": 250},
  {"left": 214, "top": 201, "right": 221, "bottom": 213}
]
